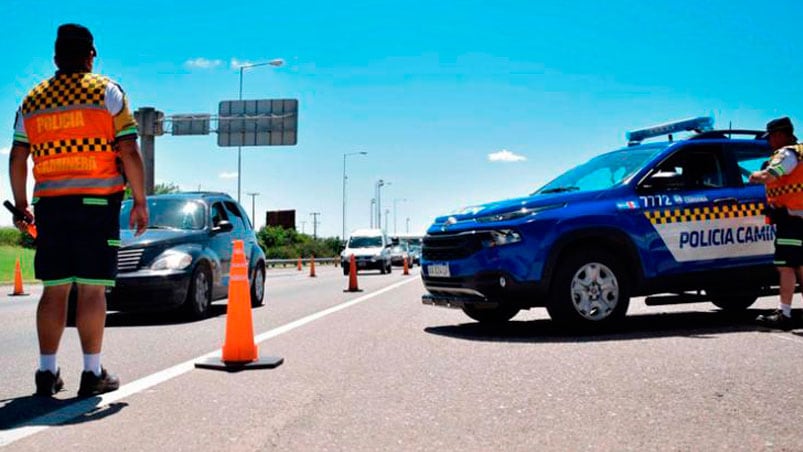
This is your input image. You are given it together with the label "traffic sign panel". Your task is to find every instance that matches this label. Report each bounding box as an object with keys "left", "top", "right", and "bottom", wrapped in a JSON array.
[{"left": 218, "top": 99, "right": 298, "bottom": 146}]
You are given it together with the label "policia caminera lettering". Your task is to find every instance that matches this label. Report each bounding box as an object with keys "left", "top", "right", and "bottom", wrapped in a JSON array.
[{"left": 679, "top": 224, "right": 775, "bottom": 249}]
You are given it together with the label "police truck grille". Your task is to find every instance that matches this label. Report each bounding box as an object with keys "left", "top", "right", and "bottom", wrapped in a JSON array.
[
  {"left": 423, "top": 232, "right": 486, "bottom": 260},
  {"left": 117, "top": 248, "right": 145, "bottom": 272}
]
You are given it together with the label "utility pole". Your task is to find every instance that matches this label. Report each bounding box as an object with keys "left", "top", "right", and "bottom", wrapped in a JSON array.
[{"left": 310, "top": 212, "right": 321, "bottom": 239}]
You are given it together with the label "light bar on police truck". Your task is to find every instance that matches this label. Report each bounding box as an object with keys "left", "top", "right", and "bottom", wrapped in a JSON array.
[{"left": 626, "top": 116, "right": 714, "bottom": 145}]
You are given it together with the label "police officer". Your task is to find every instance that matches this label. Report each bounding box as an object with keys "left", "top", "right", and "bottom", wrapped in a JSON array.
[
  {"left": 749, "top": 117, "right": 803, "bottom": 330},
  {"left": 8, "top": 24, "right": 148, "bottom": 396}
]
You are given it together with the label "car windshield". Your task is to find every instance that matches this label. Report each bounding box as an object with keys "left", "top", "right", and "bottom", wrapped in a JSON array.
[
  {"left": 533, "top": 145, "right": 665, "bottom": 195},
  {"left": 120, "top": 198, "right": 206, "bottom": 230},
  {"left": 348, "top": 236, "right": 383, "bottom": 248}
]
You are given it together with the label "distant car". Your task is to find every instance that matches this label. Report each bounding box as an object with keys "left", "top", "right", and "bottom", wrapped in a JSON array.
[
  {"left": 105, "top": 192, "right": 267, "bottom": 319},
  {"left": 390, "top": 242, "right": 414, "bottom": 267},
  {"left": 340, "top": 228, "right": 392, "bottom": 275},
  {"left": 408, "top": 244, "right": 422, "bottom": 265}
]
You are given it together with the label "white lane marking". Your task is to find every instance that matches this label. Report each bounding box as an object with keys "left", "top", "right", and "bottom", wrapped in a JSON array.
[{"left": 0, "top": 277, "right": 420, "bottom": 447}]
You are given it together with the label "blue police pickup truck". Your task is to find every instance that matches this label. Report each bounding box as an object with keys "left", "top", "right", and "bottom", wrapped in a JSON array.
[{"left": 421, "top": 117, "right": 777, "bottom": 328}]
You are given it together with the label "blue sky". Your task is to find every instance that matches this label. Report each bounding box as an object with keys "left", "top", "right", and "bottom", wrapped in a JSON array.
[{"left": 3, "top": 0, "right": 802, "bottom": 238}]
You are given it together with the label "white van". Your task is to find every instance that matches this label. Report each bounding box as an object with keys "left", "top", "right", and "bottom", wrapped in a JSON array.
[{"left": 340, "top": 228, "right": 393, "bottom": 275}]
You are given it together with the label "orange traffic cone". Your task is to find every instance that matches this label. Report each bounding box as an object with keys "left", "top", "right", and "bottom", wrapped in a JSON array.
[
  {"left": 9, "top": 257, "right": 28, "bottom": 296},
  {"left": 195, "top": 240, "right": 283, "bottom": 371},
  {"left": 344, "top": 254, "right": 362, "bottom": 292},
  {"left": 403, "top": 254, "right": 410, "bottom": 276},
  {"left": 297, "top": 256, "right": 302, "bottom": 271},
  {"left": 309, "top": 255, "right": 317, "bottom": 277}
]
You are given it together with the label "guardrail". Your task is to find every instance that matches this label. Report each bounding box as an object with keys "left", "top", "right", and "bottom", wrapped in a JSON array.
[{"left": 265, "top": 258, "right": 339, "bottom": 268}]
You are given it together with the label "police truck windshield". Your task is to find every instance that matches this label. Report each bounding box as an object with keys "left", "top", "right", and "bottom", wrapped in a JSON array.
[{"left": 534, "top": 145, "right": 665, "bottom": 195}]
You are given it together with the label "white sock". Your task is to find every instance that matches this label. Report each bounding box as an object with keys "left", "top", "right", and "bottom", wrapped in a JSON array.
[
  {"left": 39, "top": 354, "right": 57, "bottom": 374},
  {"left": 781, "top": 303, "right": 792, "bottom": 317},
  {"left": 83, "top": 353, "right": 101, "bottom": 376}
]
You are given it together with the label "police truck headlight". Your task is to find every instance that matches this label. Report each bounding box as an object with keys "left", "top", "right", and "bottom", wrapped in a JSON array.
[
  {"left": 482, "top": 229, "right": 523, "bottom": 247},
  {"left": 475, "top": 203, "right": 564, "bottom": 223},
  {"left": 150, "top": 250, "right": 193, "bottom": 270}
]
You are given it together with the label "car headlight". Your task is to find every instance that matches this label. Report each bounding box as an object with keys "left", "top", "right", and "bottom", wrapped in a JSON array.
[
  {"left": 475, "top": 203, "right": 564, "bottom": 223},
  {"left": 150, "top": 250, "right": 193, "bottom": 270},
  {"left": 482, "top": 229, "right": 523, "bottom": 247}
]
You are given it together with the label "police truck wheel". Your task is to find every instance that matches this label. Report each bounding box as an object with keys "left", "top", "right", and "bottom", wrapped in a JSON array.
[
  {"left": 462, "top": 305, "right": 520, "bottom": 324},
  {"left": 184, "top": 265, "right": 211, "bottom": 319},
  {"left": 250, "top": 263, "right": 265, "bottom": 307},
  {"left": 706, "top": 288, "right": 757, "bottom": 312},
  {"left": 546, "top": 249, "right": 630, "bottom": 328}
]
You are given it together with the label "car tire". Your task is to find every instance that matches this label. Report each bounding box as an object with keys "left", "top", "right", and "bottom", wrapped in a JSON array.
[
  {"left": 343, "top": 267, "right": 350, "bottom": 276},
  {"left": 184, "top": 264, "right": 212, "bottom": 319},
  {"left": 462, "top": 304, "right": 520, "bottom": 324},
  {"left": 706, "top": 288, "right": 757, "bottom": 312},
  {"left": 380, "top": 263, "right": 386, "bottom": 274},
  {"left": 546, "top": 249, "right": 630, "bottom": 329},
  {"left": 387, "top": 260, "right": 392, "bottom": 274},
  {"left": 250, "top": 263, "right": 266, "bottom": 307}
]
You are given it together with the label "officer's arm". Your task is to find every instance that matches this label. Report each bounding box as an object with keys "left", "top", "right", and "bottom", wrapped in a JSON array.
[
  {"left": 8, "top": 144, "right": 30, "bottom": 211},
  {"left": 117, "top": 139, "right": 149, "bottom": 235}
]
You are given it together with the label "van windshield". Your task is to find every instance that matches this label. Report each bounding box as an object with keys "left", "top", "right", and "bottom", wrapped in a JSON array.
[{"left": 348, "top": 236, "right": 383, "bottom": 248}]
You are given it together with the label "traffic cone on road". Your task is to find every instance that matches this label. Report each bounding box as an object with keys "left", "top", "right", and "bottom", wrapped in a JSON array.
[
  {"left": 309, "top": 255, "right": 317, "bottom": 277},
  {"left": 403, "top": 254, "right": 410, "bottom": 276},
  {"left": 344, "top": 254, "right": 362, "bottom": 292},
  {"left": 195, "top": 240, "right": 283, "bottom": 371},
  {"left": 297, "top": 256, "right": 302, "bottom": 271},
  {"left": 9, "top": 257, "right": 28, "bottom": 296}
]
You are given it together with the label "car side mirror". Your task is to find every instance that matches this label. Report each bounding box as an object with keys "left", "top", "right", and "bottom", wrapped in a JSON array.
[
  {"left": 212, "top": 220, "right": 234, "bottom": 233},
  {"left": 641, "top": 170, "right": 683, "bottom": 191}
]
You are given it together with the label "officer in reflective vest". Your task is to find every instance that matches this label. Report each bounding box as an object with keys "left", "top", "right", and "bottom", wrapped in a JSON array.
[
  {"left": 8, "top": 24, "right": 149, "bottom": 397},
  {"left": 749, "top": 116, "right": 802, "bottom": 330}
]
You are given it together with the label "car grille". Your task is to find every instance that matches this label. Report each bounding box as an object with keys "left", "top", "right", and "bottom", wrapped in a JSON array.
[
  {"left": 118, "top": 248, "right": 145, "bottom": 272},
  {"left": 422, "top": 231, "right": 487, "bottom": 261}
]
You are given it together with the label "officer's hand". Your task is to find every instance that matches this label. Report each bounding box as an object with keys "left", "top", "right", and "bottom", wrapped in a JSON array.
[
  {"left": 749, "top": 170, "right": 771, "bottom": 184},
  {"left": 129, "top": 202, "right": 149, "bottom": 236},
  {"left": 13, "top": 205, "right": 34, "bottom": 234}
]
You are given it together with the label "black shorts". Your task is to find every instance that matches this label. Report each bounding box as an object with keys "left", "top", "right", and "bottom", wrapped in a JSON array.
[
  {"left": 773, "top": 213, "right": 803, "bottom": 268},
  {"left": 33, "top": 193, "right": 123, "bottom": 286}
]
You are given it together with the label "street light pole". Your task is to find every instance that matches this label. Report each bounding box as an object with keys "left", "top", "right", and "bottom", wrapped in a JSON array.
[
  {"left": 342, "top": 151, "right": 367, "bottom": 241},
  {"left": 375, "top": 179, "right": 390, "bottom": 231},
  {"left": 246, "top": 192, "right": 260, "bottom": 227},
  {"left": 384, "top": 209, "right": 390, "bottom": 232},
  {"left": 370, "top": 198, "right": 376, "bottom": 228},
  {"left": 393, "top": 198, "right": 406, "bottom": 235},
  {"left": 236, "top": 58, "right": 284, "bottom": 203}
]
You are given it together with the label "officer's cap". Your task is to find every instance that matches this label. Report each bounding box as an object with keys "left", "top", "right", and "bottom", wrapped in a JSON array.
[{"left": 762, "top": 116, "right": 794, "bottom": 138}]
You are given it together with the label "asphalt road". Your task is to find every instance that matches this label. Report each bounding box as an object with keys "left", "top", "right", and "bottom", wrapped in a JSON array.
[{"left": 0, "top": 265, "right": 801, "bottom": 451}]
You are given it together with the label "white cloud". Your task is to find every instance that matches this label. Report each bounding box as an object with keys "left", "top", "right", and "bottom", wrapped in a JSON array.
[
  {"left": 488, "top": 149, "right": 526, "bottom": 162},
  {"left": 185, "top": 57, "right": 223, "bottom": 69},
  {"left": 0, "top": 147, "right": 9, "bottom": 155},
  {"left": 219, "top": 172, "right": 238, "bottom": 179},
  {"left": 230, "top": 58, "right": 254, "bottom": 69}
]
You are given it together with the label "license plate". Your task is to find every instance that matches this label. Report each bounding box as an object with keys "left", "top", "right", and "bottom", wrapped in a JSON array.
[{"left": 427, "top": 263, "right": 450, "bottom": 277}]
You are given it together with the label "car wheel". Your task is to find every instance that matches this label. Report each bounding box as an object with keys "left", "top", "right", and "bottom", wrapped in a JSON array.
[
  {"left": 546, "top": 249, "right": 630, "bottom": 329},
  {"left": 707, "top": 288, "right": 757, "bottom": 312},
  {"left": 380, "top": 262, "right": 387, "bottom": 274},
  {"left": 184, "top": 264, "right": 211, "bottom": 319},
  {"left": 462, "top": 304, "right": 520, "bottom": 324},
  {"left": 250, "top": 263, "right": 266, "bottom": 307},
  {"left": 387, "top": 260, "right": 392, "bottom": 273},
  {"left": 343, "top": 267, "right": 350, "bottom": 276}
]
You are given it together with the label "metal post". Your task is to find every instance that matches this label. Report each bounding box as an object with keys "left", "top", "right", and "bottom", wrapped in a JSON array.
[
  {"left": 342, "top": 152, "right": 367, "bottom": 241},
  {"left": 406, "top": 217, "right": 410, "bottom": 233},
  {"left": 310, "top": 212, "right": 320, "bottom": 239},
  {"left": 384, "top": 209, "right": 390, "bottom": 232},
  {"left": 247, "top": 192, "right": 260, "bottom": 227},
  {"left": 393, "top": 198, "right": 406, "bottom": 235},
  {"left": 135, "top": 107, "right": 157, "bottom": 196},
  {"left": 370, "top": 198, "right": 376, "bottom": 228}
]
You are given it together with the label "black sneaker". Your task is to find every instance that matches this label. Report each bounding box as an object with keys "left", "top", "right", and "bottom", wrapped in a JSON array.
[
  {"left": 35, "top": 369, "right": 64, "bottom": 397},
  {"left": 756, "top": 310, "right": 795, "bottom": 331},
  {"left": 77, "top": 367, "right": 119, "bottom": 397}
]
